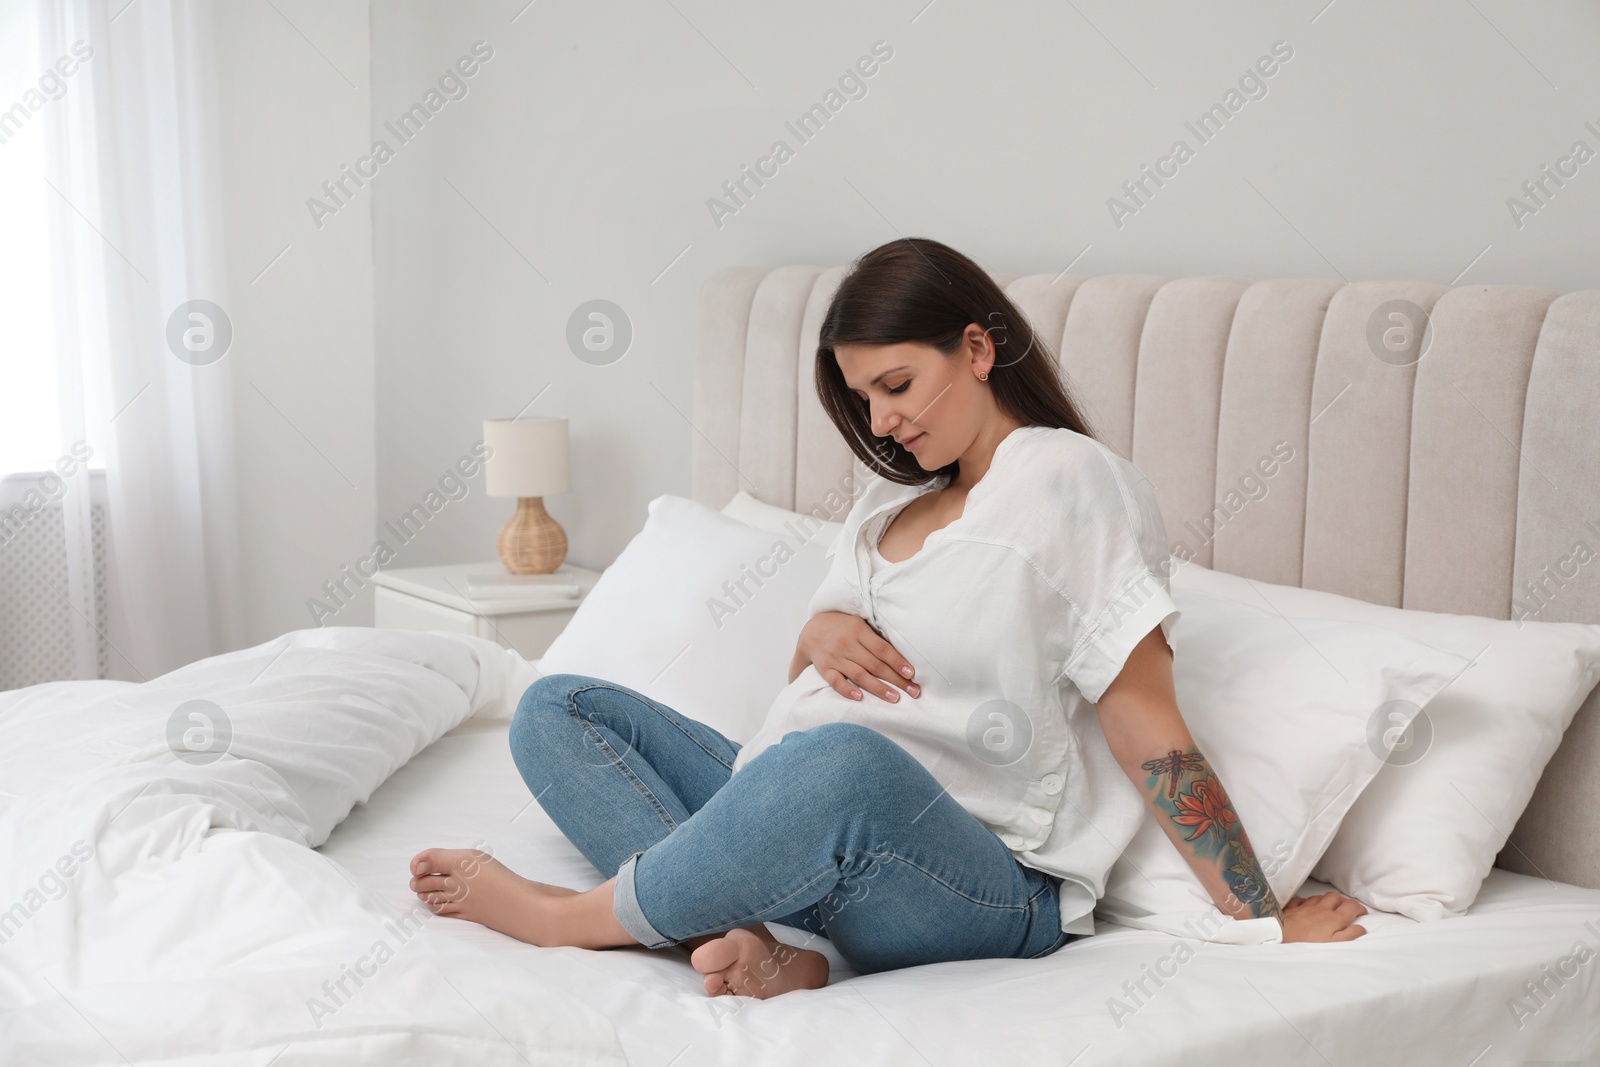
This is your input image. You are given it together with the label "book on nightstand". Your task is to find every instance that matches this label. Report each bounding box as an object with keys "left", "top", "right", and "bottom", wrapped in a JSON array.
[{"left": 464, "top": 571, "right": 583, "bottom": 601}]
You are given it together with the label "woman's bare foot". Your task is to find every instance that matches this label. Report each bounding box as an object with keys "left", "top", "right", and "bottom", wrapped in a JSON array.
[
  {"left": 689, "top": 927, "right": 829, "bottom": 999},
  {"left": 409, "top": 847, "right": 633, "bottom": 949}
]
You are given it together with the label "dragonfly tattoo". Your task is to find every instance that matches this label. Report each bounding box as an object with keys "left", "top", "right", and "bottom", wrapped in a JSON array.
[{"left": 1141, "top": 749, "right": 1206, "bottom": 798}]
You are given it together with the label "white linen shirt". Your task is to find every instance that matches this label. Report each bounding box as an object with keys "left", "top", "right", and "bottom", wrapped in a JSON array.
[{"left": 729, "top": 425, "right": 1182, "bottom": 936}]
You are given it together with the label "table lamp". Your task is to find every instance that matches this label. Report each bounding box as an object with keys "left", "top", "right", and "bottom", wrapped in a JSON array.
[{"left": 483, "top": 416, "right": 570, "bottom": 574}]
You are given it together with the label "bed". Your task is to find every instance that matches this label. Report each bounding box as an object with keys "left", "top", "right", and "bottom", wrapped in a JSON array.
[{"left": 5, "top": 266, "right": 1599, "bottom": 1065}]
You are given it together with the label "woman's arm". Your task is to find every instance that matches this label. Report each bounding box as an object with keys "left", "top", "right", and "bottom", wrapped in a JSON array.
[{"left": 1094, "top": 624, "right": 1368, "bottom": 943}]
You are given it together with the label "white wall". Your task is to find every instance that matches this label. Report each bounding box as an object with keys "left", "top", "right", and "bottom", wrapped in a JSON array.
[
  {"left": 212, "top": 1, "right": 377, "bottom": 641},
  {"left": 186, "top": 0, "right": 1600, "bottom": 637},
  {"left": 176, "top": 0, "right": 1600, "bottom": 638},
  {"left": 361, "top": 0, "right": 1600, "bottom": 583}
]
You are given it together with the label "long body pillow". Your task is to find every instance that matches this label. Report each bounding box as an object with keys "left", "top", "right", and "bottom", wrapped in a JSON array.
[
  {"left": 1096, "top": 588, "right": 1470, "bottom": 942},
  {"left": 1171, "top": 561, "right": 1600, "bottom": 920}
]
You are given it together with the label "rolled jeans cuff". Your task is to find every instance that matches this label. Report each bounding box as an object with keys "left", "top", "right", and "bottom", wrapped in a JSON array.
[{"left": 614, "top": 849, "right": 677, "bottom": 949}]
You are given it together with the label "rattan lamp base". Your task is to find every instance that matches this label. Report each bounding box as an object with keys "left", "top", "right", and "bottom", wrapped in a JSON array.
[{"left": 496, "top": 496, "right": 568, "bottom": 574}]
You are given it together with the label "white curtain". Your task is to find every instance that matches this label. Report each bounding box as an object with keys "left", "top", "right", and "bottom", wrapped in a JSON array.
[{"left": 40, "top": 0, "right": 244, "bottom": 681}]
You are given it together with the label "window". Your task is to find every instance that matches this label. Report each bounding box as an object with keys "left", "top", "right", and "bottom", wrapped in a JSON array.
[{"left": 0, "top": 3, "right": 101, "bottom": 477}]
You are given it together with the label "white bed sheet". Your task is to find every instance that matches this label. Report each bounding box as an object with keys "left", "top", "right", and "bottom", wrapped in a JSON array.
[{"left": 322, "top": 681, "right": 1600, "bottom": 1067}]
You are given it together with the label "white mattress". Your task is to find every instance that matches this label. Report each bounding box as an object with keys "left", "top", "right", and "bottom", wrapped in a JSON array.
[{"left": 321, "top": 684, "right": 1600, "bottom": 1067}]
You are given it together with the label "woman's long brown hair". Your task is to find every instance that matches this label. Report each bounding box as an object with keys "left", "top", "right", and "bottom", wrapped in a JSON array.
[{"left": 815, "top": 237, "right": 1098, "bottom": 486}]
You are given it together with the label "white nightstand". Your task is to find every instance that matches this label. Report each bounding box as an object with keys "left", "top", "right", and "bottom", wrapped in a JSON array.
[{"left": 370, "top": 562, "right": 601, "bottom": 660}]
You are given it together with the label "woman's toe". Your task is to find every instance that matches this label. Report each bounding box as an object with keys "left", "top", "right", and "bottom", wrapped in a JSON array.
[
  {"left": 689, "top": 935, "right": 741, "bottom": 977},
  {"left": 423, "top": 889, "right": 456, "bottom": 906},
  {"left": 410, "top": 873, "right": 451, "bottom": 893}
]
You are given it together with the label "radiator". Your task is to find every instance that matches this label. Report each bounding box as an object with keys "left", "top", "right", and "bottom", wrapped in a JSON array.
[{"left": 0, "top": 483, "right": 109, "bottom": 691}]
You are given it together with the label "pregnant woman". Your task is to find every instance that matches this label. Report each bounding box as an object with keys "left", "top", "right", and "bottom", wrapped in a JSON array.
[{"left": 409, "top": 237, "right": 1369, "bottom": 998}]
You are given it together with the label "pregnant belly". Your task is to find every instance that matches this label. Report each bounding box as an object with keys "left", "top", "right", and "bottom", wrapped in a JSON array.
[{"left": 731, "top": 664, "right": 967, "bottom": 779}]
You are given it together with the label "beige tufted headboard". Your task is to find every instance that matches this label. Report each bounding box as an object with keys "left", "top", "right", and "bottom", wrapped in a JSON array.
[{"left": 692, "top": 265, "right": 1600, "bottom": 891}]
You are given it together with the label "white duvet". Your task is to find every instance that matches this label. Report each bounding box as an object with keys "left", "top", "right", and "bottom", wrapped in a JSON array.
[
  {"left": 5, "top": 627, "right": 1600, "bottom": 1066},
  {"left": 0, "top": 627, "right": 627, "bottom": 1066}
]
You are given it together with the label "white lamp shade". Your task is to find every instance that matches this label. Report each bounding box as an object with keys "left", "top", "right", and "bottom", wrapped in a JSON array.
[{"left": 483, "top": 417, "right": 571, "bottom": 497}]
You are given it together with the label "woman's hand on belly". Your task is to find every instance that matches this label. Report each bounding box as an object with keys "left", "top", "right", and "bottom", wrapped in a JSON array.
[{"left": 792, "top": 611, "right": 921, "bottom": 703}]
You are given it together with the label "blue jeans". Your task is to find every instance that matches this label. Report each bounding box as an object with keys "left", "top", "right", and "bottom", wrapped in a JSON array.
[{"left": 508, "top": 674, "right": 1073, "bottom": 975}]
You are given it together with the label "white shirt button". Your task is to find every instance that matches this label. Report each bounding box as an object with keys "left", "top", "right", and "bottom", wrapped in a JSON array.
[
  {"left": 1001, "top": 832, "right": 1023, "bottom": 848},
  {"left": 1031, "top": 807, "right": 1054, "bottom": 825},
  {"left": 1041, "top": 773, "right": 1064, "bottom": 795}
]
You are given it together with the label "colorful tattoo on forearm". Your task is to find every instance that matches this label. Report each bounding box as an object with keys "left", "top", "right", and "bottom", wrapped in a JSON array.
[{"left": 1140, "top": 747, "right": 1282, "bottom": 921}]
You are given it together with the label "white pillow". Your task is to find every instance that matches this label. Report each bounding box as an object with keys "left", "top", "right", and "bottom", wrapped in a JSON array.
[
  {"left": 1172, "top": 561, "right": 1600, "bottom": 920},
  {"left": 1096, "top": 587, "right": 1470, "bottom": 943},
  {"left": 537, "top": 495, "right": 829, "bottom": 744},
  {"left": 720, "top": 490, "right": 846, "bottom": 555}
]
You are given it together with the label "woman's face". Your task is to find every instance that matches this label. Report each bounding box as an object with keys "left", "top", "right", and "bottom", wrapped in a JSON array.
[{"left": 835, "top": 325, "right": 992, "bottom": 470}]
